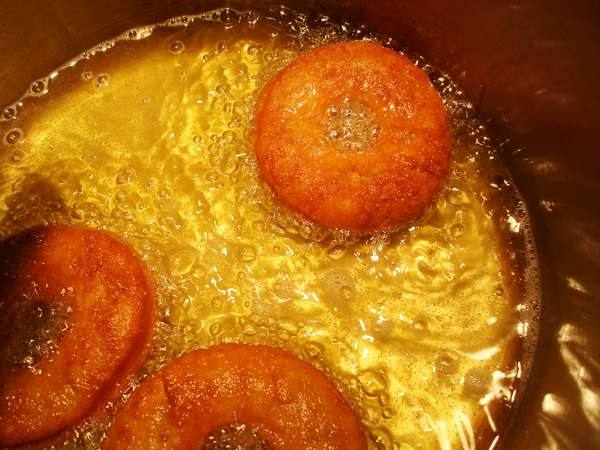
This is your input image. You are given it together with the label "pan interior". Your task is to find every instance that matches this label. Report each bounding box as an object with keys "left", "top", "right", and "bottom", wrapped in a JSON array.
[{"left": 0, "top": 7, "right": 540, "bottom": 450}]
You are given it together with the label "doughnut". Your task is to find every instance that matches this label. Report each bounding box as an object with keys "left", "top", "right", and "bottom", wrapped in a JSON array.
[
  {"left": 253, "top": 40, "right": 451, "bottom": 233},
  {"left": 0, "top": 226, "right": 156, "bottom": 447},
  {"left": 103, "top": 344, "right": 367, "bottom": 450}
]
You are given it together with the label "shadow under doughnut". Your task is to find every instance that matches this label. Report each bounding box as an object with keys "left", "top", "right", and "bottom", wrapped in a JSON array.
[
  {"left": 103, "top": 344, "right": 367, "bottom": 450},
  {"left": 253, "top": 40, "right": 451, "bottom": 234},
  {"left": 0, "top": 226, "right": 156, "bottom": 448}
]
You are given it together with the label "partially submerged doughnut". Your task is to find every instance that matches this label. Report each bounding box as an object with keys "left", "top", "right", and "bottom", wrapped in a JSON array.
[
  {"left": 103, "top": 344, "right": 367, "bottom": 450},
  {"left": 0, "top": 226, "right": 156, "bottom": 447},
  {"left": 253, "top": 41, "right": 451, "bottom": 233}
]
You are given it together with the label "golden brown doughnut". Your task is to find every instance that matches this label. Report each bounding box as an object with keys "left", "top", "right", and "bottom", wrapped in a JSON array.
[
  {"left": 103, "top": 344, "right": 367, "bottom": 450},
  {"left": 253, "top": 40, "right": 451, "bottom": 233},
  {"left": 0, "top": 226, "right": 156, "bottom": 448}
]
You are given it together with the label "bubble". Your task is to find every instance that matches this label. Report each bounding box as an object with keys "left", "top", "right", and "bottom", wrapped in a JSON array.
[
  {"left": 206, "top": 171, "right": 219, "bottom": 182},
  {"left": 245, "top": 11, "right": 259, "bottom": 25},
  {"left": 219, "top": 150, "right": 238, "bottom": 173},
  {"left": 5, "top": 128, "right": 23, "bottom": 145},
  {"left": 450, "top": 223, "right": 465, "bottom": 237},
  {"left": 115, "top": 189, "right": 127, "bottom": 202},
  {"left": 192, "top": 134, "right": 203, "bottom": 145},
  {"left": 494, "top": 285, "right": 505, "bottom": 296},
  {"left": 247, "top": 45, "right": 261, "bottom": 55},
  {"left": 193, "top": 266, "right": 206, "bottom": 279},
  {"left": 243, "top": 321, "right": 259, "bottom": 336},
  {"left": 211, "top": 296, "right": 223, "bottom": 308},
  {"left": 464, "top": 367, "right": 492, "bottom": 395},
  {"left": 164, "top": 247, "right": 197, "bottom": 277},
  {"left": 304, "top": 342, "right": 324, "bottom": 359},
  {"left": 359, "top": 370, "right": 387, "bottom": 397},
  {"left": 31, "top": 80, "right": 45, "bottom": 93},
  {"left": 275, "top": 329, "right": 289, "bottom": 341},
  {"left": 220, "top": 8, "right": 240, "bottom": 26},
  {"left": 435, "top": 354, "right": 458, "bottom": 375},
  {"left": 216, "top": 84, "right": 229, "bottom": 96},
  {"left": 264, "top": 316, "right": 276, "bottom": 328},
  {"left": 116, "top": 172, "right": 130, "bottom": 185},
  {"left": 81, "top": 71, "right": 93, "bottom": 81},
  {"left": 252, "top": 221, "right": 265, "bottom": 232},
  {"left": 128, "top": 30, "right": 138, "bottom": 39},
  {"left": 170, "top": 41, "right": 184, "bottom": 53},
  {"left": 371, "top": 316, "right": 393, "bottom": 339},
  {"left": 448, "top": 188, "right": 471, "bottom": 207},
  {"left": 246, "top": 314, "right": 260, "bottom": 326},
  {"left": 209, "top": 323, "right": 222, "bottom": 336},
  {"left": 324, "top": 270, "right": 355, "bottom": 306},
  {"left": 412, "top": 315, "right": 428, "bottom": 333},
  {"left": 96, "top": 73, "right": 111, "bottom": 87},
  {"left": 327, "top": 245, "right": 346, "bottom": 260},
  {"left": 168, "top": 303, "right": 186, "bottom": 325},
  {"left": 11, "top": 151, "right": 24, "bottom": 162},
  {"left": 278, "top": 317, "right": 299, "bottom": 336},
  {"left": 273, "top": 280, "right": 298, "bottom": 301},
  {"left": 3, "top": 107, "right": 16, "bottom": 119},
  {"left": 237, "top": 245, "right": 256, "bottom": 262},
  {"left": 378, "top": 392, "right": 390, "bottom": 406},
  {"left": 220, "top": 129, "right": 236, "bottom": 143},
  {"left": 382, "top": 408, "right": 394, "bottom": 419},
  {"left": 339, "top": 285, "right": 353, "bottom": 300}
]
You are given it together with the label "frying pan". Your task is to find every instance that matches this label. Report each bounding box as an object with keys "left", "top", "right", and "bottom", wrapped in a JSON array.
[{"left": 1, "top": 0, "right": 599, "bottom": 448}]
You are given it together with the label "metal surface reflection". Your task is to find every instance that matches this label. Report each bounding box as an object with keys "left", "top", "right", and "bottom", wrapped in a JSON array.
[{"left": 559, "top": 324, "right": 600, "bottom": 437}]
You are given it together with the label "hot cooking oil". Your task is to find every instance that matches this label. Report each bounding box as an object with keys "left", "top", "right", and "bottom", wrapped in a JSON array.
[{"left": 0, "top": 7, "right": 540, "bottom": 450}]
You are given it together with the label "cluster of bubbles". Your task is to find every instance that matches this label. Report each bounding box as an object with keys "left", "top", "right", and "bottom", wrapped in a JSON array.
[{"left": 2, "top": 299, "right": 72, "bottom": 369}]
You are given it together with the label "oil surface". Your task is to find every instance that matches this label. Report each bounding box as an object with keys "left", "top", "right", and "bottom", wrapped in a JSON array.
[{"left": 0, "top": 7, "right": 539, "bottom": 450}]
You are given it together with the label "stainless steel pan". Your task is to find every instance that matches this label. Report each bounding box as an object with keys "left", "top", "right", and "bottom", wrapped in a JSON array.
[{"left": 1, "top": 1, "right": 599, "bottom": 448}]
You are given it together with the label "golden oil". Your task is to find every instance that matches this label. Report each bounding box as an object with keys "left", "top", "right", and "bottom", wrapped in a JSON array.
[{"left": 0, "top": 8, "right": 540, "bottom": 450}]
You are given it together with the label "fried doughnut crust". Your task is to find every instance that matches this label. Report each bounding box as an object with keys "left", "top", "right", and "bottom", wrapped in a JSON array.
[
  {"left": 103, "top": 344, "right": 367, "bottom": 450},
  {"left": 0, "top": 227, "right": 156, "bottom": 448},
  {"left": 253, "top": 41, "right": 451, "bottom": 233}
]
